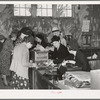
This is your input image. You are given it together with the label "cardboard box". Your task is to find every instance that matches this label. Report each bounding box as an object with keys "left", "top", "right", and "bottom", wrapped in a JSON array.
[{"left": 34, "top": 50, "right": 48, "bottom": 62}]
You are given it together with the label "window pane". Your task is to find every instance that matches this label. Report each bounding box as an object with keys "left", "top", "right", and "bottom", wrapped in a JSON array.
[
  {"left": 14, "top": 8, "right": 19, "bottom": 16},
  {"left": 14, "top": 7, "right": 19, "bottom": 12},
  {"left": 42, "top": 4, "right": 47, "bottom": 8},
  {"left": 37, "top": 4, "right": 52, "bottom": 17},
  {"left": 64, "top": 11, "right": 66, "bottom": 17},
  {"left": 42, "top": 9, "right": 46, "bottom": 16},
  {"left": 58, "top": 4, "right": 66, "bottom": 10},
  {"left": 37, "top": 9, "right": 42, "bottom": 16},
  {"left": 66, "top": 4, "right": 72, "bottom": 9},
  {"left": 26, "top": 4, "right": 31, "bottom": 8},
  {"left": 47, "top": 4, "right": 52, "bottom": 8},
  {"left": 48, "top": 9, "right": 52, "bottom": 16},
  {"left": 62, "top": 4, "right": 67, "bottom": 9},
  {"left": 26, "top": 8, "right": 31, "bottom": 16},
  {"left": 14, "top": 4, "right": 32, "bottom": 16},
  {"left": 67, "top": 10, "right": 72, "bottom": 17},
  {"left": 57, "top": 4, "right": 72, "bottom": 17},
  {"left": 14, "top": 4, "right": 20, "bottom": 7},
  {"left": 57, "top": 4, "right": 63, "bottom": 9},
  {"left": 37, "top": 4, "right": 42, "bottom": 9},
  {"left": 20, "top": 4, "right": 25, "bottom": 7},
  {"left": 60, "top": 10, "right": 65, "bottom": 17},
  {"left": 63, "top": 5, "right": 67, "bottom": 10},
  {"left": 57, "top": 4, "right": 60, "bottom": 9},
  {"left": 20, "top": 8, "right": 25, "bottom": 16}
]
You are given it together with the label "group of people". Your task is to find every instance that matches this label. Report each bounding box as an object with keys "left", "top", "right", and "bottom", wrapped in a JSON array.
[
  {"left": 46, "top": 27, "right": 90, "bottom": 79},
  {"left": 0, "top": 26, "right": 90, "bottom": 89},
  {"left": 0, "top": 27, "right": 37, "bottom": 89}
]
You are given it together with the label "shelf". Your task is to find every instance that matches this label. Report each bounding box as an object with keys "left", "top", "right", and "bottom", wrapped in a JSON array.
[{"left": 87, "top": 58, "right": 100, "bottom": 61}]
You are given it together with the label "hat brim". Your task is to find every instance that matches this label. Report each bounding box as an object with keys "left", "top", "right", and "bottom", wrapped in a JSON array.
[
  {"left": 51, "top": 40, "right": 59, "bottom": 44},
  {"left": 52, "top": 30, "right": 59, "bottom": 33},
  {"left": 51, "top": 38, "right": 60, "bottom": 43}
]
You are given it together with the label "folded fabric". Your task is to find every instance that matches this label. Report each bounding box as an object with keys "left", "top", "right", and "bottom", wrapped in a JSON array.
[
  {"left": 62, "top": 60, "right": 76, "bottom": 66},
  {"left": 64, "top": 71, "right": 90, "bottom": 88}
]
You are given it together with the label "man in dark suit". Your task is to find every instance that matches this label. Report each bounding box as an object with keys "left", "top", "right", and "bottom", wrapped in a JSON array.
[
  {"left": 75, "top": 50, "right": 90, "bottom": 71},
  {"left": 49, "top": 36, "right": 74, "bottom": 79},
  {"left": 68, "top": 40, "right": 91, "bottom": 71},
  {"left": 49, "top": 35, "right": 74, "bottom": 64}
]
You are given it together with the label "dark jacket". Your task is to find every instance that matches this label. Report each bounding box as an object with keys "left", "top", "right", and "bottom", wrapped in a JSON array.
[
  {"left": 75, "top": 50, "right": 90, "bottom": 71},
  {"left": 49, "top": 44, "right": 74, "bottom": 64}
]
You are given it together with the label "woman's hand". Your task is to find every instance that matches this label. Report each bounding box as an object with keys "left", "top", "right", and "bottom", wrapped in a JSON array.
[
  {"left": 32, "top": 63, "right": 38, "bottom": 68},
  {"left": 29, "top": 60, "right": 38, "bottom": 68}
]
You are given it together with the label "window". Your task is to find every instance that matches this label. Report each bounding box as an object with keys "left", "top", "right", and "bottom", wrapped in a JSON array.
[
  {"left": 57, "top": 4, "right": 72, "bottom": 17},
  {"left": 14, "top": 4, "right": 31, "bottom": 16},
  {"left": 37, "top": 4, "right": 52, "bottom": 16}
]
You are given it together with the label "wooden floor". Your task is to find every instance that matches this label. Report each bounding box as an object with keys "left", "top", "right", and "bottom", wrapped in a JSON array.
[{"left": 0, "top": 75, "right": 12, "bottom": 89}]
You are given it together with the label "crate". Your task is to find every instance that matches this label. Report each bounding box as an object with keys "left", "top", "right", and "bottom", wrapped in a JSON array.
[{"left": 34, "top": 50, "right": 48, "bottom": 62}]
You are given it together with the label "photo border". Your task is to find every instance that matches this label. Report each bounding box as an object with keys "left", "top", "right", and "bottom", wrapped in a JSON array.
[{"left": 0, "top": 0, "right": 100, "bottom": 99}]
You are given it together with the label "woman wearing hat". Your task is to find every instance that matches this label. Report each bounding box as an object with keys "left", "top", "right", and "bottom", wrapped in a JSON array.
[
  {"left": 15, "top": 27, "right": 34, "bottom": 46},
  {"left": 10, "top": 36, "right": 37, "bottom": 89}
]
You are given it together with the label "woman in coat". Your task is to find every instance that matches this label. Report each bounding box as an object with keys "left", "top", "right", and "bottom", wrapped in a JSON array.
[{"left": 0, "top": 33, "right": 17, "bottom": 86}]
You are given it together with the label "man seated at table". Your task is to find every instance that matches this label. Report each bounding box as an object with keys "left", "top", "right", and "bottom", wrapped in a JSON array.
[{"left": 68, "top": 42, "right": 91, "bottom": 72}]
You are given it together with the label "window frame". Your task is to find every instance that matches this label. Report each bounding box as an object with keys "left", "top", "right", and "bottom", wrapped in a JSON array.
[
  {"left": 37, "top": 4, "right": 52, "bottom": 17},
  {"left": 14, "top": 4, "right": 31, "bottom": 16},
  {"left": 57, "top": 4, "right": 72, "bottom": 17},
  {"left": 14, "top": 4, "right": 72, "bottom": 18}
]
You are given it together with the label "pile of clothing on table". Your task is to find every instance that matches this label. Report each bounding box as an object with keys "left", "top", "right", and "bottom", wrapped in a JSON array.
[{"left": 63, "top": 71, "right": 91, "bottom": 88}]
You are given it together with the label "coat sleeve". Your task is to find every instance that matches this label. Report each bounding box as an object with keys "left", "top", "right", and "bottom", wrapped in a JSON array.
[{"left": 53, "top": 58, "right": 64, "bottom": 64}]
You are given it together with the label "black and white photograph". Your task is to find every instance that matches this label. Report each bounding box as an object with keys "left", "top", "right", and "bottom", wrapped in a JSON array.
[{"left": 0, "top": 0, "right": 100, "bottom": 99}]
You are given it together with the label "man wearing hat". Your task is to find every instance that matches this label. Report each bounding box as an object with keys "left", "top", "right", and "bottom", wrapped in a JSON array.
[
  {"left": 49, "top": 35, "right": 74, "bottom": 64},
  {"left": 52, "top": 27, "right": 60, "bottom": 36},
  {"left": 51, "top": 27, "right": 67, "bottom": 47},
  {"left": 49, "top": 35, "right": 74, "bottom": 79},
  {"left": 47, "top": 27, "right": 60, "bottom": 44}
]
